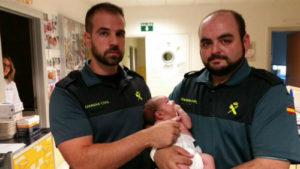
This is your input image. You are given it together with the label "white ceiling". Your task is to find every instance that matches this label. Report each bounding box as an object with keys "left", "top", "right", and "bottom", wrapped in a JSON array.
[{"left": 82, "top": 0, "right": 294, "bottom": 7}]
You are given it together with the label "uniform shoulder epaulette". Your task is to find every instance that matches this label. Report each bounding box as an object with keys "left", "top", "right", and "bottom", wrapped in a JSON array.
[
  {"left": 251, "top": 67, "right": 283, "bottom": 85},
  {"left": 56, "top": 70, "right": 81, "bottom": 88},
  {"left": 184, "top": 68, "right": 205, "bottom": 78},
  {"left": 123, "top": 66, "right": 144, "bottom": 79}
]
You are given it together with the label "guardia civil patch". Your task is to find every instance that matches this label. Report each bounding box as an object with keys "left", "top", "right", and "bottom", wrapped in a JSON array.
[
  {"left": 135, "top": 91, "right": 143, "bottom": 101},
  {"left": 227, "top": 102, "right": 239, "bottom": 116},
  {"left": 287, "top": 106, "right": 296, "bottom": 115}
]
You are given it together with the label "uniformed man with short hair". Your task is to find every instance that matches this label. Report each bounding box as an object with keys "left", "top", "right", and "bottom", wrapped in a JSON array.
[
  {"left": 154, "top": 9, "right": 300, "bottom": 169},
  {"left": 50, "top": 3, "right": 181, "bottom": 169}
]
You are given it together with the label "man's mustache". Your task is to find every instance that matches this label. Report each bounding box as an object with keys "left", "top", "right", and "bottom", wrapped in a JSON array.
[
  {"left": 105, "top": 46, "right": 122, "bottom": 55},
  {"left": 208, "top": 54, "right": 228, "bottom": 62}
]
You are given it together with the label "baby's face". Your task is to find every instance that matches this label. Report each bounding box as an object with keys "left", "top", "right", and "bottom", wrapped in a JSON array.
[{"left": 157, "top": 97, "right": 177, "bottom": 119}]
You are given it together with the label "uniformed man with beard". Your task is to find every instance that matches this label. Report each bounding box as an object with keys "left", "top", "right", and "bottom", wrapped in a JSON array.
[
  {"left": 50, "top": 3, "right": 181, "bottom": 169},
  {"left": 153, "top": 9, "right": 300, "bottom": 169}
]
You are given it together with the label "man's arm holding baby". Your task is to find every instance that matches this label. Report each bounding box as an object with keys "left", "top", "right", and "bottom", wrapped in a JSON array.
[{"left": 154, "top": 146, "right": 193, "bottom": 169}]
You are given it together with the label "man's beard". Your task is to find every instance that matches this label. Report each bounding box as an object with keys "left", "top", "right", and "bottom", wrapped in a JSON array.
[
  {"left": 205, "top": 46, "right": 245, "bottom": 76},
  {"left": 91, "top": 42, "right": 123, "bottom": 66}
]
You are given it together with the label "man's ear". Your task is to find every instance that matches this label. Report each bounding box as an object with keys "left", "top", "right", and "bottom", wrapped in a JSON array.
[
  {"left": 155, "top": 111, "right": 164, "bottom": 121},
  {"left": 243, "top": 33, "right": 250, "bottom": 53},
  {"left": 84, "top": 32, "right": 92, "bottom": 49}
]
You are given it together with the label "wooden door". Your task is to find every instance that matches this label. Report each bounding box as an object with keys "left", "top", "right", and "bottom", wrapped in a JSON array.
[{"left": 287, "top": 32, "right": 300, "bottom": 87}]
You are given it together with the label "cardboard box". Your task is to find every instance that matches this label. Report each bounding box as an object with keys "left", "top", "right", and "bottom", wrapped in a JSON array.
[
  {"left": 0, "top": 111, "right": 23, "bottom": 120},
  {"left": 0, "top": 102, "right": 23, "bottom": 113},
  {"left": 0, "top": 103, "right": 23, "bottom": 120}
]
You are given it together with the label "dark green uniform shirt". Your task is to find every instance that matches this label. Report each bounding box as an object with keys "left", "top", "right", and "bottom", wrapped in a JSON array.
[
  {"left": 170, "top": 60, "right": 300, "bottom": 169},
  {"left": 50, "top": 61, "right": 152, "bottom": 169}
]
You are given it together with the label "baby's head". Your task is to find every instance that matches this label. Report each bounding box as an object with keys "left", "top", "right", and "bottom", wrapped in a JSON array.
[{"left": 144, "top": 96, "right": 177, "bottom": 125}]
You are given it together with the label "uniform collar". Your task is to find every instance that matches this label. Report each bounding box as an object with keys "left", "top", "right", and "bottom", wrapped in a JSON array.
[
  {"left": 196, "top": 59, "right": 251, "bottom": 86},
  {"left": 81, "top": 60, "right": 130, "bottom": 87}
]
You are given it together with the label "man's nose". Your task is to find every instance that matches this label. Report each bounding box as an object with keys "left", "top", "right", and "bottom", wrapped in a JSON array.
[
  {"left": 211, "top": 42, "right": 222, "bottom": 54},
  {"left": 109, "top": 34, "right": 118, "bottom": 45}
]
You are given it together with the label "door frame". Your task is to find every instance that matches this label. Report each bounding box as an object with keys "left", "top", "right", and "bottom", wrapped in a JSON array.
[
  {"left": 286, "top": 32, "right": 300, "bottom": 87},
  {"left": 0, "top": 0, "right": 49, "bottom": 127},
  {"left": 0, "top": 33, "right": 4, "bottom": 103}
]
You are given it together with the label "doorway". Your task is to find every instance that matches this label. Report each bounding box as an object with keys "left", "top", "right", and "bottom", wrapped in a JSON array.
[
  {"left": 122, "top": 37, "right": 146, "bottom": 81},
  {"left": 269, "top": 27, "right": 300, "bottom": 87},
  {"left": 0, "top": 10, "right": 35, "bottom": 113},
  {"left": 0, "top": 1, "right": 48, "bottom": 127}
]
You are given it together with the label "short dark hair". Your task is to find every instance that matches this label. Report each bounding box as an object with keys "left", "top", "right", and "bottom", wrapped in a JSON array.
[
  {"left": 85, "top": 2, "right": 124, "bottom": 33},
  {"left": 144, "top": 98, "right": 158, "bottom": 125},
  {"left": 202, "top": 9, "right": 246, "bottom": 40},
  {"left": 144, "top": 96, "right": 166, "bottom": 125}
]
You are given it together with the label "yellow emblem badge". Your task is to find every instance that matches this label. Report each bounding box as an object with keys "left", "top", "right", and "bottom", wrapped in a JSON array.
[
  {"left": 228, "top": 102, "right": 239, "bottom": 115},
  {"left": 135, "top": 91, "right": 143, "bottom": 101}
]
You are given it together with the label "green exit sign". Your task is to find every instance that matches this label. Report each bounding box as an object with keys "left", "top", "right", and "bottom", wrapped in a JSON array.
[{"left": 141, "top": 22, "right": 153, "bottom": 32}]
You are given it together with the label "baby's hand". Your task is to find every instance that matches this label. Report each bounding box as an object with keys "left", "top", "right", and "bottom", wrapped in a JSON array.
[
  {"left": 171, "top": 116, "right": 181, "bottom": 121},
  {"left": 175, "top": 105, "right": 192, "bottom": 129}
]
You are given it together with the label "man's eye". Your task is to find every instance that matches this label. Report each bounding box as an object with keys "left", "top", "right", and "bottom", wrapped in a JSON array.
[
  {"left": 99, "top": 31, "right": 109, "bottom": 36},
  {"left": 221, "top": 39, "right": 232, "bottom": 45},
  {"left": 201, "top": 41, "right": 211, "bottom": 48},
  {"left": 117, "top": 32, "right": 125, "bottom": 38}
]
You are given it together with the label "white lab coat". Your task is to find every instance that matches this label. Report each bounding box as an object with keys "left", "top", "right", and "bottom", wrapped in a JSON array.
[{"left": 4, "top": 79, "right": 21, "bottom": 104}]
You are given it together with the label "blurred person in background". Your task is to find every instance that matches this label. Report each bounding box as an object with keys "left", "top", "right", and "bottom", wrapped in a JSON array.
[{"left": 2, "top": 56, "right": 21, "bottom": 104}]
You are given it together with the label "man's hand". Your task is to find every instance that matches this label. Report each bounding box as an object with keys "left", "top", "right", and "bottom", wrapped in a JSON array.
[
  {"left": 154, "top": 146, "right": 193, "bottom": 169},
  {"left": 145, "top": 118, "right": 181, "bottom": 148}
]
